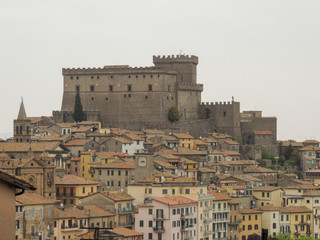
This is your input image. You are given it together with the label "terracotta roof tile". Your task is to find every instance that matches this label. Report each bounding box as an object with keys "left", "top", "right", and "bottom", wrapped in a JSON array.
[
  {"left": 253, "top": 131, "right": 273, "bottom": 135},
  {"left": 112, "top": 227, "right": 143, "bottom": 237},
  {"left": 55, "top": 175, "right": 99, "bottom": 185},
  {"left": 16, "top": 193, "right": 56, "bottom": 205},
  {"left": 153, "top": 195, "right": 197, "bottom": 206}
]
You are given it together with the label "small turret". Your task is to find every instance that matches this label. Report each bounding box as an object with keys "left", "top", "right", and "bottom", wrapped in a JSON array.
[{"left": 13, "top": 99, "right": 31, "bottom": 143}]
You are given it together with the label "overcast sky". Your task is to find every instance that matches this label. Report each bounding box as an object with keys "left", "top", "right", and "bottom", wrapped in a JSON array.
[{"left": 1, "top": 0, "right": 319, "bottom": 141}]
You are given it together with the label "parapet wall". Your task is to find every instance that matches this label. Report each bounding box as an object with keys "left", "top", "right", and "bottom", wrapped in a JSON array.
[
  {"left": 200, "top": 101, "right": 234, "bottom": 106},
  {"left": 153, "top": 55, "right": 198, "bottom": 64},
  {"left": 178, "top": 82, "right": 203, "bottom": 91}
]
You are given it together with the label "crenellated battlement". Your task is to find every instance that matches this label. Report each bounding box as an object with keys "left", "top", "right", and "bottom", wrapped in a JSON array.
[
  {"left": 62, "top": 66, "right": 177, "bottom": 75},
  {"left": 153, "top": 54, "right": 198, "bottom": 64},
  {"left": 199, "top": 101, "right": 236, "bottom": 106},
  {"left": 177, "top": 82, "right": 203, "bottom": 91}
]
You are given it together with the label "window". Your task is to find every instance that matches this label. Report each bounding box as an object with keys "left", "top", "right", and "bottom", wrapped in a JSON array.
[
  {"left": 307, "top": 200, "right": 310, "bottom": 203},
  {"left": 111, "top": 170, "right": 114, "bottom": 176},
  {"left": 148, "top": 84, "right": 152, "bottom": 91},
  {"left": 162, "top": 189, "right": 168, "bottom": 194},
  {"left": 83, "top": 187, "right": 85, "bottom": 193},
  {"left": 76, "top": 86, "right": 80, "bottom": 92},
  {"left": 186, "top": 189, "right": 190, "bottom": 194},
  {"left": 248, "top": 225, "right": 252, "bottom": 230},
  {"left": 127, "top": 85, "right": 132, "bottom": 91},
  {"left": 118, "top": 170, "right": 121, "bottom": 176},
  {"left": 15, "top": 220, "right": 19, "bottom": 229},
  {"left": 273, "top": 223, "right": 276, "bottom": 229},
  {"left": 172, "top": 189, "right": 175, "bottom": 195},
  {"left": 109, "top": 85, "right": 113, "bottom": 92},
  {"left": 90, "top": 85, "right": 95, "bottom": 92},
  {"left": 168, "top": 85, "right": 171, "bottom": 91},
  {"left": 249, "top": 215, "right": 251, "bottom": 220},
  {"left": 148, "top": 233, "right": 153, "bottom": 239},
  {"left": 126, "top": 170, "right": 128, "bottom": 176},
  {"left": 149, "top": 209, "right": 153, "bottom": 215},
  {"left": 118, "top": 181, "right": 121, "bottom": 187},
  {"left": 173, "top": 209, "right": 176, "bottom": 215},
  {"left": 139, "top": 220, "right": 144, "bottom": 227},
  {"left": 223, "top": 111, "right": 227, "bottom": 117},
  {"left": 40, "top": 208, "right": 43, "bottom": 216},
  {"left": 149, "top": 220, "right": 152, "bottom": 227},
  {"left": 254, "top": 224, "right": 259, "bottom": 230},
  {"left": 99, "top": 170, "right": 101, "bottom": 175}
]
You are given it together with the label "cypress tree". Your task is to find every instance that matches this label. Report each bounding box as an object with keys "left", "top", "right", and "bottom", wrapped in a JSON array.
[
  {"left": 73, "top": 91, "right": 85, "bottom": 122},
  {"left": 168, "top": 106, "right": 180, "bottom": 122}
]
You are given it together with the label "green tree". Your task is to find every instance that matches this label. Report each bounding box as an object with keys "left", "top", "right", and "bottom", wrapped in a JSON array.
[
  {"left": 168, "top": 106, "right": 179, "bottom": 122},
  {"left": 262, "top": 148, "right": 275, "bottom": 160},
  {"left": 73, "top": 91, "right": 85, "bottom": 122}
]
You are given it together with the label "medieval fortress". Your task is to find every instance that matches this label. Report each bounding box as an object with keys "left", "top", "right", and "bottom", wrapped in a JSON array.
[{"left": 53, "top": 54, "right": 276, "bottom": 142}]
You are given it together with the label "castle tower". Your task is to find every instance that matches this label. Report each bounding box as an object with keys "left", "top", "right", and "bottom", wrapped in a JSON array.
[
  {"left": 153, "top": 55, "right": 198, "bottom": 84},
  {"left": 13, "top": 99, "right": 31, "bottom": 142}
]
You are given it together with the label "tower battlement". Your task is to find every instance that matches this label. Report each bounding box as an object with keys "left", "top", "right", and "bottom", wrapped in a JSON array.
[
  {"left": 200, "top": 101, "right": 235, "bottom": 106},
  {"left": 153, "top": 55, "right": 198, "bottom": 64}
]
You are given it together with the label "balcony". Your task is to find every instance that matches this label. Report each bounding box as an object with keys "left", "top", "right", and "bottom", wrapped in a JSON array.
[
  {"left": 182, "top": 224, "right": 194, "bottom": 231},
  {"left": 203, "top": 206, "right": 211, "bottom": 212},
  {"left": 118, "top": 207, "right": 135, "bottom": 214},
  {"left": 153, "top": 227, "right": 165, "bottom": 233},
  {"left": 204, "top": 230, "right": 213, "bottom": 235},
  {"left": 154, "top": 215, "right": 165, "bottom": 220},
  {"left": 204, "top": 218, "right": 213, "bottom": 223},
  {"left": 217, "top": 228, "right": 226, "bottom": 232},
  {"left": 229, "top": 220, "right": 241, "bottom": 225},
  {"left": 61, "top": 223, "right": 79, "bottom": 231},
  {"left": 213, "top": 218, "right": 230, "bottom": 223},
  {"left": 181, "top": 212, "right": 193, "bottom": 219}
]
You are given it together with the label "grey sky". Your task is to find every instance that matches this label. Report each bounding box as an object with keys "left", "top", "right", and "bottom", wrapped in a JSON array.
[{"left": 1, "top": 0, "right": 319, "bottom": 141}]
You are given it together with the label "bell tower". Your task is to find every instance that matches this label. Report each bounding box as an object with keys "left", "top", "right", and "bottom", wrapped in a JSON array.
[{"left": 13, "top": 99, "right": 31, "bottom": 142}]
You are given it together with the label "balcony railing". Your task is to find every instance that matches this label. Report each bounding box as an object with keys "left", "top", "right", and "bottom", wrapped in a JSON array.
[
  {"left": 61, "top": 223, "right": 79, "bottom": 230},
  {"left": 181, "top": 212, "right": 193, "bottom": 218},
  {"left": 204, "top": 230, "right": 213, "bottom": 235},
  {"left": 153, "top": 227, "right": 165, "bottom": 233},
  {"left": 204, "top": 218, "right": 213, "bottom": 223},
  {"left": 213, "top": 218, "right": 230, "bottom": 222},
  {"left": 118, "top": 207, "right": 134, "bottom": 214},
  {"left": 154, "top": 215, "right": 165, "bottom": 220}
]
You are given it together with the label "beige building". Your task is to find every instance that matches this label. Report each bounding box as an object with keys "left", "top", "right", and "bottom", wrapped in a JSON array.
[
  {"left": 54, "top": 205, "right": 114, "bottom": 240},
  {"left": 16, "top": 193, "right": 56, "bottom": 239},
  {"left": 80, "top": 191, "right": 136, "bottom": 228},
  {"left": 252, "top": 186, "right": 283, "bottom": 207},
  {"left": 0, "top": 169, "right": 35, "bottom": 240}
]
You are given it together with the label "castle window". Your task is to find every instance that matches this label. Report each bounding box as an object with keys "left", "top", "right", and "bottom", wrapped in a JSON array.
[
  {"left": 145, "top": 95, "right": 148, "bottom": 99},
  {"left": 158, "top": 74, "right": 160, "bottom": 77},
  {"left": 171, "top": 96, "right": 174, "bottom": 100},
  {"left": 110, "top": 75, "right": 113, "bottom": 79},
  {"left": 129, "top": 75, "right": 131, "bottom": 78},
  {"left": 109, "top": 85, "right": 113, "bottom": 92},
  {"left": 97, "top": 76, "right": 99, "bottom": 79},
  {"left": 20, "top": 126, "right": 23, "bottom": 134},
  {"left": 90, "top": 85, "right": 95, "bottom": 92},
  {"left": 223, "top": 111, "right": 227, "bottom": 117},
  {"left": 76, "top": 76, "right": 79, "bottom": 80},
  {"left": 168, "top": 85, "right": 171, "bottom": 91},
  {"left": 151, "top": 75, "right": 153, "bottom": 78},
  {"left": 167, "top": 96, "right": 169, "bottom": 100},
  {"left": 76, "top": 86, "right": 80, "bottom": 92},
  {"left": 128, "top": 94, "right": 131, "bottom": 98},
  {"left": 148, "top": 85, "right": 152, "bottom": 91},
  {"left": 70, "top": 76, "right": 73, "bottom": 80},
  {"left": 105, "top": 97, "right": 109, "bottom": 101},
  {"left": 124, "top": 94, "right": 126, "bottom": 98},
  {"left": 143, "top": 75, "right": 145, "bottom": 78},
  {"left": 91, "top": 76, "right": 94, "bottom": 79},
  {"left": 16, "top": 126, "right": 19, "bottom": 134},
  {"left": 127, "top": 85, "right": 132, "bottom": 91},
  {"left": 91, "top": 97, "right": 94, "bottom": 101}
]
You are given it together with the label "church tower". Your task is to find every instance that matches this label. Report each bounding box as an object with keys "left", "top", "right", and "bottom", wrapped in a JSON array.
[{"left": 13, "top": 99, "right": 31, "bottom": 142}]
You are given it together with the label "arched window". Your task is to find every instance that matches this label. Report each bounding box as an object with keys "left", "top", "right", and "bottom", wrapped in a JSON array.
[
  {"left": 248, "top": 225, "right": 252, "bottom": 230},
  {"left": 16, "top": 126, "right": 19, "bottom": 134},
  {"left": 27, "top": 126, "right": 30, "bottom": 134},
  {"left": 20, "top": 126, "right": 23, "bottom": 134}
]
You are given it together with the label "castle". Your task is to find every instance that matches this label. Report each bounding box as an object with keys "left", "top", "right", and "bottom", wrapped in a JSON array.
[{"left": 53, "top": 54, "right": 276, "bottom": 141}]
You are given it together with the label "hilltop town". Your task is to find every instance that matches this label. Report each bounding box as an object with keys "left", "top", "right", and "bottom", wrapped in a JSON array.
[{"left": 1, "top": 55, "right": 319, "bottom": 240}]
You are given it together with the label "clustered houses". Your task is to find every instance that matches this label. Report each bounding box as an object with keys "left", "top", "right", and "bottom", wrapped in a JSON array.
[{"left": 2, "top": 101, "right": 320, "bottom": 240}]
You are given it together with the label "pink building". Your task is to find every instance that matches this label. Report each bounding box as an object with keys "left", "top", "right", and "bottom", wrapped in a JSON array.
[
  {"left": 68, "top": 157, "right": 81, "bottom": 176},
  {"left": 135, "top": 195, "right": 198, "bottom": 240}
]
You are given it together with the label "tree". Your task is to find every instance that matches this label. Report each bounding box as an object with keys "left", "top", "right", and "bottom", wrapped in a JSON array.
[
  {"left": 168, "top": 106, "right": 179, "bottom": 122},
  {"left": 73, "top": 91, "right": 85, "bottom": 122}
]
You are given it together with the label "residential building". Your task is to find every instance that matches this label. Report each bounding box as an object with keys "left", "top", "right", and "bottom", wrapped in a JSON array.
[
  {"left": 55, "top": 174, "right": 99, "bottom": 205},
  {"left": 15, "top": 193, "right": 56, "bottom": 240},
  {"left": 80, "top": 191, "right": 135, "bottom": 228},
  {"left": 54, "top": 205, "right": 114, "bottom": 240},
  {"left": 299, "top": 145, "right": 320, "bottom": 172},
  {"left": 135, "top": 195, "right": 198, "bottom": 240},
  {"left": 94, "top": 159, "right": 135, "bottom": 192},
  {"left": 252, "top": 186, "right": 283, "bottom": 207},
  {"left": 228, "top": 199, "right": 241, "bottom": 240},
  {"left": 240, "top": 208, "right": 262, "bottom": 240}
]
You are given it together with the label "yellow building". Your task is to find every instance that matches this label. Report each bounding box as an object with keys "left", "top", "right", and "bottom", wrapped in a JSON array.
[
  {"left": 81, "top": 151, "right": 115, "bottom": 180},
  {"left": 258, "top": 205, "right": 313, "bottom": 238},
  {"left": 228, "top": 198, "right": 241, "bottom": 240},
  {"left": 284, "top": 206, "right": 313, "bottom": 238},
  {"left": 55, "top": 174, "right": 99, "bottom": 205},
  {"left": 253, "top": 186, "right": 283, "bottom": 207},
  {"left": 240, "top": 208, "right": 262, "bottom": 240}
]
